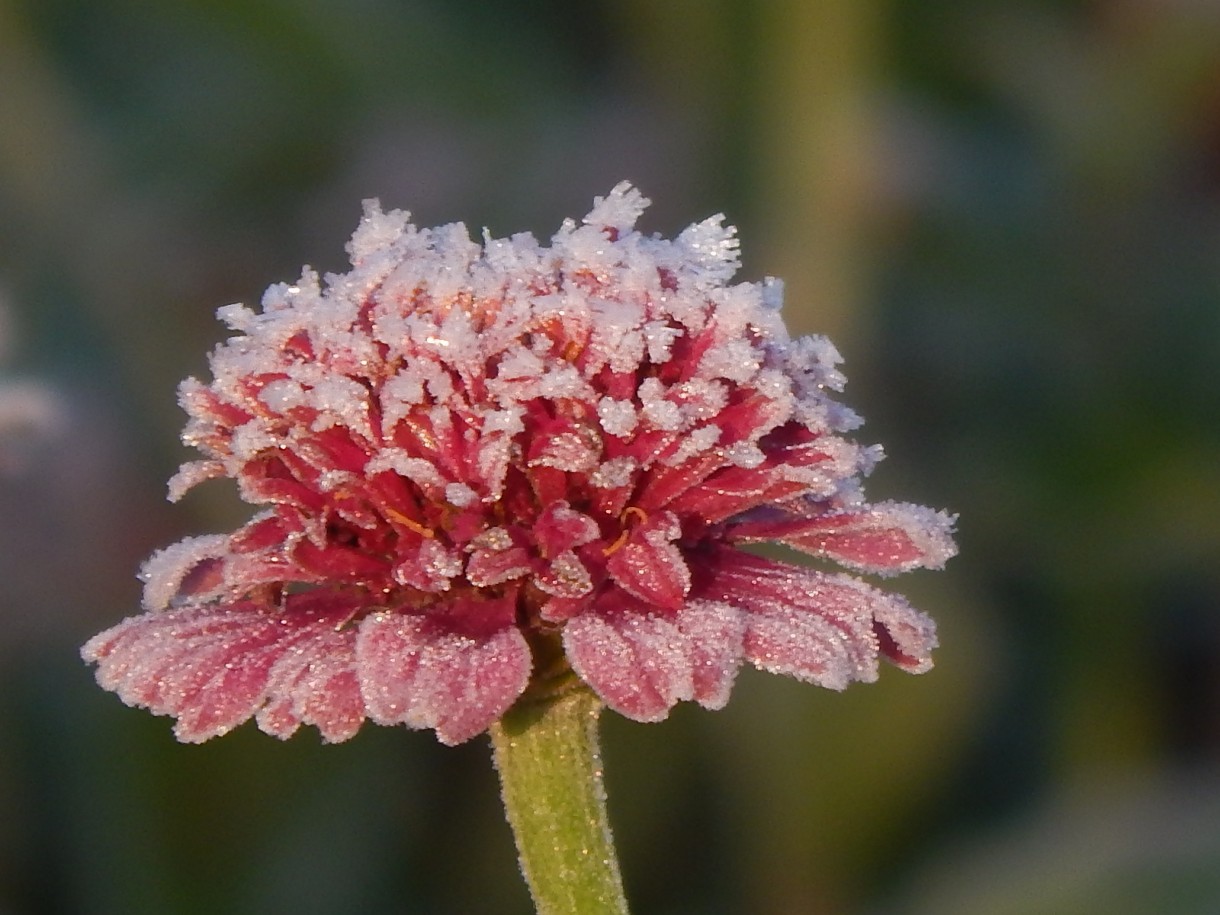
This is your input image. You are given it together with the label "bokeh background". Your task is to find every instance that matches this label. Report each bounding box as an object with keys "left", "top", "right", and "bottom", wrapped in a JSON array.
[{"left": 2, "top": 1, "right": 1219, "bottom": 913}]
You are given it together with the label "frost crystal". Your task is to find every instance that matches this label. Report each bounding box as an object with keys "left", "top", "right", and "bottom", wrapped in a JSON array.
[{"left": 82, "top": 183, "right": 955, "bottom": 746}]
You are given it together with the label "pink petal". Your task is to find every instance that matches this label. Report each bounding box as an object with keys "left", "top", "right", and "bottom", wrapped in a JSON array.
[
  {"left": 678, "top": 600, "right": 746, "bottom": 709},
  {"left": 728, "top": 501, "right": 957, "bottom": 574},
  {"left": 605, "top": 510, "right": 691, "bottom": 610},
  {"left": 356, "top": 613, "right": 531, "bottom": 745},
  {"left": 562, "top": 611, "right": 694, "bottom": 721},
  {"left": 392, "top": 538, "right": 463, "bottom": 592},
  {"left": 535, "top": 550, "right": 594, "bottom": 598},
  {"left": 230, "top": 511, "right": 300, "bottom": 551},
  {"left": 740, "top": 596, "right": 868, "bottom": 689},
  {"left": 139, "top": 535, "right": 231, "bottom": 610},
  {"left": 696, "top": 548, "right": 937, "bottom": 687},
  {"left": 255, "top": 625, "right": 368, "bottom": 743},
  {"left": 560, "top": 595, "right": 744, "bottom": 716},
  {"left": 81, "top": 594, "right": 367, "bottom": 743},
  {"left": 872, "top": 592, "right": 939, "bottom": 673}
]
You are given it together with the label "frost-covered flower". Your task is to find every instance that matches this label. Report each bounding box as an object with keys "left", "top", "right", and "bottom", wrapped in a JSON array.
[{"left": 82, "top": 184, "right": 955, "bottom": 746}]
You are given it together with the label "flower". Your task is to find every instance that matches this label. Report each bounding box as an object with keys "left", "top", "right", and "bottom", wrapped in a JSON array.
[{"left": 82, "top": 183, "right": 955, "bottom": 746}]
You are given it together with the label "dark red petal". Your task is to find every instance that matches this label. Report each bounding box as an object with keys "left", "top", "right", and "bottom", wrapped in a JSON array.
[
  {"left": 604, "top": 511, "right": 690, "bottom": 611},
  {"left": 291, "top": 538, "right": 388, "bottom": 579},
  {"left": 230, "top": 512, "right": 297, "bottom": 552},
  {"left": 356, "top": 613, "right": 531, "bottom": 745},
  {"left": 665, "top": 463, "right": 809, "bottom": 524},
  {"left": 533, "top": 500, "right": 601, "bottom": 558},
  {"left": 526, "top": 464, "right": 568, "bottom": 507},
  {"left": 634, "top": 450, "right": 725, "bottom": 513},
  {"left": 465, "top": 545, "right": 534, "bottom": 587}
]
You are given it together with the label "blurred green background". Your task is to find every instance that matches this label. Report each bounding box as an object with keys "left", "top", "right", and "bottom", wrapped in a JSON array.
[{"left": 2, "top": 1, "right": 1219, "bottom": 913}]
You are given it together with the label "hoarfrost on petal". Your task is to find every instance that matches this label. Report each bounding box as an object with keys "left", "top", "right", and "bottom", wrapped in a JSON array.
[
  {"left": 535, "top": 551, "right": 594, "bottom": 598},
  {"left": 81, "top": 596, "right": 367, "bottom": 744},
  {"left": 563, "top": 612, "right": 694, "bottom": 721},
  {"left": 356, "top": 613, "right": 531, "bottom": 745},
  {"left": 605, "top": 511, "right": 691, "bottom": 611},
  {"left": 347, "top": 199, "right": 411, "bottom": 262},
  {"left": 139, "top": 534, "right": 232, "bottom": 610},
  {"left": 583, "top": 181, "right": 650, "bottom": 232},
  {"left": 676, "top": 214, "right": 741, "bottom": 285},
  {"left": 729, "top": 502, "right": 958, "bottom": 575},
  {"left": 597, "top": 397, "right": 638, "bottom": 438},
  {"left": 676, "top": 600, "right": 745, "bottom": 709},
  {"left": 166, "top": 460, "right": 225, "bottom": 502},
  {"left": 642, "top": 320, "right": 682, "bottom": 363},
  {"left": 590, "top": 456, "right": 637, "bottom": 490},
  {"left": 695, "top": 548, "right": 936, "bottom": 686},
  {"left": 445, "top": 482, "right": 478, "bottom": 507},
  {"left": 742, "top": 600, "right": 864, "bottom": 690}
]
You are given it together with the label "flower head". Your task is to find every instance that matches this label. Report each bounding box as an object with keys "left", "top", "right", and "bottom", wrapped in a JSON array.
[{"left": 82, "top": 183, "right": 955, "bottom": 745}]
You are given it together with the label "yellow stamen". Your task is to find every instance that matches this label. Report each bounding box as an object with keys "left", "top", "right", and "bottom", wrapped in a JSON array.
[
  {"left": 384, "top": 506, "right": 435, "bottom": 539},
  {"left": 602, "top": 506, "right": 648, "bottom": 556}
]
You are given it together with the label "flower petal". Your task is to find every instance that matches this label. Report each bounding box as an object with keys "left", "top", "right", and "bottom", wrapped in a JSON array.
[
  {"left": 561, "top": 596, "right": 744, "bottom": 718},
  {"left": 465, "top": 545, "right": 534, "bottom": 587},
  {"left": 255, "top": 632, "right": 367, "bottom": 743},
  {"left": 535, "top": 550, "right": 594, "bottom": 598},
  {"left": 728, "top": 501, "right": 957, "bottom": 575},
  {"left": 356, "top": 612, "right": 531, "bottom": 745},
  {"left": 81, "top": 593, "right": 367, "bottom": 743},
  {"left": 533, "top": 500, "right": 601, "bottom": 558},
  {"left": 871, "top": 590, "right": 939, "bottom": 674},
  {"left": 677, "top": 600, "right": 746, "bottom": 709},
  {"left": 562, "top": 611, "right": 694, "bottom": 721},
  {"left": 138, "top": 534, "right": 232, "bottom": 610},
  {"left": 604, "top": 510, "right": 691, "bottom": 610},
  {"left": 696, "top": 548, "right": 937, "bottom": 687}
]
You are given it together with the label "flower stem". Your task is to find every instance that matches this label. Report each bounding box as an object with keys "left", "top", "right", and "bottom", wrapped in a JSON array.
[{"left": 490, "top": 687, "right": 630, "bottom": 915}]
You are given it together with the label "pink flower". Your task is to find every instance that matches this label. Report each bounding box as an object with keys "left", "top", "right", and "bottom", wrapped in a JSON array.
[{"left": 82, "top": 184, "right": 955, "bottom": 746}]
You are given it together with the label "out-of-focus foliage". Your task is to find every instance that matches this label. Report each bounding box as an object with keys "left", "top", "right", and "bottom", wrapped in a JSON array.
[{"left": 1, "top": 1, "right": 1217, "bottom": 913}]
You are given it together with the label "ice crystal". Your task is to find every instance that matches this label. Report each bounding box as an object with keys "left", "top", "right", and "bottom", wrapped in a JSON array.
[{"left": 82, "top": 183, "right": 955, "bottom": 745}]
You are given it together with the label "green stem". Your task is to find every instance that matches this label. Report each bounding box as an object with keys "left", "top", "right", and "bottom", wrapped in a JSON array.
[{"left": 490, "top": 687, "right": 630, "bottom": 915}]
